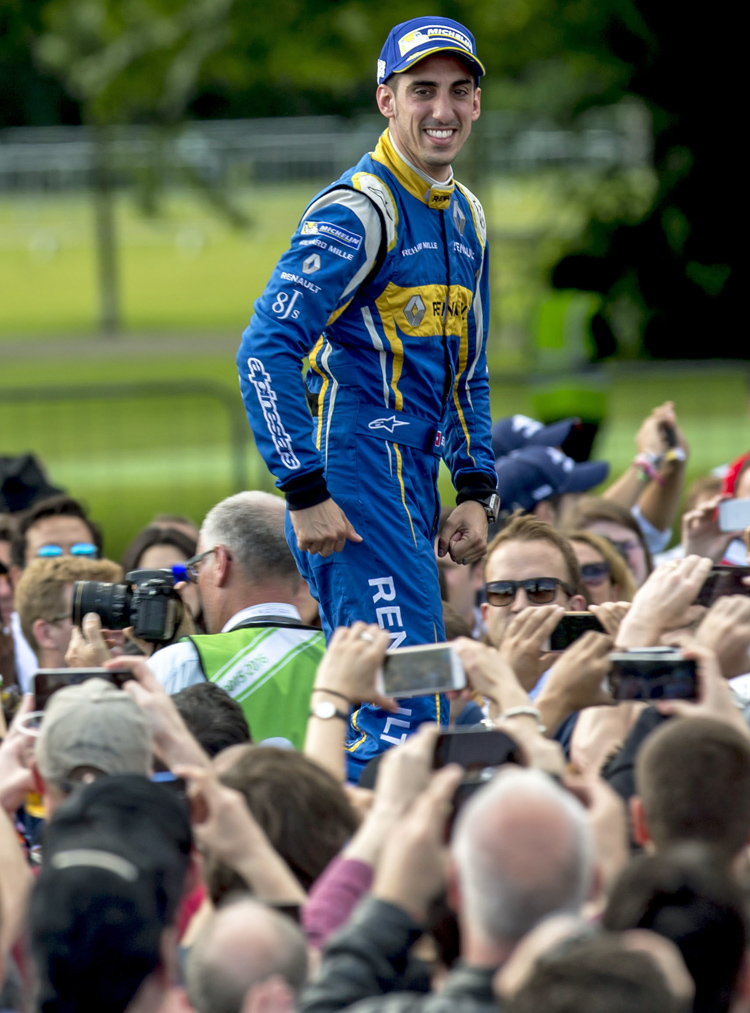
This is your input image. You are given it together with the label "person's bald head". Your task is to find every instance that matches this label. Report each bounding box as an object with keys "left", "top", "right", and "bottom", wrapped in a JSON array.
[
  {"left": 186, "top": 898, "right": 307, "bottom": 1013},
  {"left": 452, "top": 767, "right": 594, "bottom": 945}
]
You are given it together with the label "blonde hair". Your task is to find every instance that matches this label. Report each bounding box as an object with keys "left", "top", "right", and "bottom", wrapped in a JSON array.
[
  {"left": 564, "top": 529, "right": 636, "bottom": 602},
  {"left": 16, "top": 556, "right": 122, "bottom": 657}
]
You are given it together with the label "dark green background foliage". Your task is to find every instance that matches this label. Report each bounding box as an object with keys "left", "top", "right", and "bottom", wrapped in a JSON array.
[{"left": 0, "top": 0, "right": 740, "bottom": 358}]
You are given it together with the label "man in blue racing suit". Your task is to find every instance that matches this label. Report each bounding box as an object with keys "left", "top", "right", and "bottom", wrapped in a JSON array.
[{"left": 237, "top": 16, "right": 499, "bottom": 780}]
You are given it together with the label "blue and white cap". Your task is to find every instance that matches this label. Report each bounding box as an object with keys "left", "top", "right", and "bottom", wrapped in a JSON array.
[
  {"left": 495, "top": 446, "right": 610, "bottom": 514},
  {"left": 377, "top": 16, "right": 485, "bottom": 85},
  {"left": 491, "top": 414, "right": 581, "bottom": 460}
]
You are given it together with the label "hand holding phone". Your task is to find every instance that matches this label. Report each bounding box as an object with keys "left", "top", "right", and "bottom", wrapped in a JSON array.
[
  {"left": 376, "top": 643, "right": 466, "bottom": 698},
  {"left": 607, "top": 648, "right": 697, "bottom": 702},
  {"left": 718, "top": 499, "right": 750, "bottom": 534},
  {"left": 695, "top": 566, "right": 750, "bottom": 607},
  {"left": 32, "top": 667, "right": 133, "bottom": 710},
  {"left": 549, "top": 612, "right": 604, "bottom": 651},
  {"left": 433, "top": 727, "right": 523, "bottom": 774}
]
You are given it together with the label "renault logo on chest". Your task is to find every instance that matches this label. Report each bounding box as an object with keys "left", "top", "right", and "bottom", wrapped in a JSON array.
[
  {"left": 403, "top": 294, "right": 426, "bottom": 327},
  {"left": 452, "top": 202, "right": 466, "bottom": 237}
]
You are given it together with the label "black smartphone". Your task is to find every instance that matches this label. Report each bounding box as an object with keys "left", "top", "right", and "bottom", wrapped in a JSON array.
[
  {"left": 607, "top": 648, "right": 698, "bottom": 702},
  {"left": 695, "top": 566, "right": 750, "bottom": 607},
  {"left": 660, "top": 421, "right": 678, "bottom": 449},
  {"left": 433, "top": 727, "right": 523, "bottom": 774},
  {"left": 549, "top": 612, "right": 604, "bottom": 651},
  {"left": 33, "top": 667, "right": 134, "bottom": 710}
]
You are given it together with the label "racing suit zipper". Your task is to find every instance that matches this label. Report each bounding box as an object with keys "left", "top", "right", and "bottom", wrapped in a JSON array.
[{"left": 432, "top": 208, "right": 454, "bottom": 536}]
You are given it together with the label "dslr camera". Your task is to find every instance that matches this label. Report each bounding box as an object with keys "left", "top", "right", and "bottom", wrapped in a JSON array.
[{"left": 72, "top": 568, "right": 182, "bottom": 645}]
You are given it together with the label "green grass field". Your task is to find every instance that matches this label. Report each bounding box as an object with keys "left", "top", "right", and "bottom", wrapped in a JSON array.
[{"left": 1, "top": 176, "right": 747, "bottom": 561}]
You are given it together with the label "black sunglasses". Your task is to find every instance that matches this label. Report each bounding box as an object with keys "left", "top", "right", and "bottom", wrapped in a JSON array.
[
  {"left": 485, "top": 577, "right": 575, "bottom": 607},
  {"left": 580, "top": 561, "right": 610, "bottom": 586}
]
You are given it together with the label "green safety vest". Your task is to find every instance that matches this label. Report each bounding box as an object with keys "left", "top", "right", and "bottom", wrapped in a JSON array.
[{"left": 188, "top": 620, "right": 325, "bottom": 749}]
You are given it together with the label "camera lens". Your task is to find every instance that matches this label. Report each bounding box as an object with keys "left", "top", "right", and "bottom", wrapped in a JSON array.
[{"left": 71, "top": 581, "right": 133, "bottom": 630}]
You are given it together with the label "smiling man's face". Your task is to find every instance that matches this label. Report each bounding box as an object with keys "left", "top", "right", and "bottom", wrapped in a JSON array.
[{"left": 376, "top": 54, "right": 480, "bottom": 181}]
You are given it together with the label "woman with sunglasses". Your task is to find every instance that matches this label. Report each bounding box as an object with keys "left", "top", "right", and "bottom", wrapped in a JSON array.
[{"left": 565, "top": 529, "right": 636, "bottom": 606}]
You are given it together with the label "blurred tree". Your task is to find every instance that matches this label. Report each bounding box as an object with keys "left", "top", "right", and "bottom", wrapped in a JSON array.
[
  {"left": 453, "top": 0, "right": 739, "bottom": 359},
  {"left": 34, "top": 0, "right": 236, "bottom": 334}
]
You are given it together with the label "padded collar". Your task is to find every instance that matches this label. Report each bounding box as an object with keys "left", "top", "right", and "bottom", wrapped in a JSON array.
[{"left": 372, "top": 129, "right": 455, "bottom": 210}]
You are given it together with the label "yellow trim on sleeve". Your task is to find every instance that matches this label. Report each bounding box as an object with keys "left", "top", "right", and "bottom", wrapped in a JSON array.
[
  {"left": 451, "top": 329, "right": 477, "bottom": 468},
  {"left": 308, "top": 336, "right": 327, "bottom": 451},
  {"left": 327, "top": 297, "right": 353, "bottom": 326}
]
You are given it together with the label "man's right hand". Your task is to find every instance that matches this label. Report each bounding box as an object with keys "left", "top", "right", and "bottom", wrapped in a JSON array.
[{"left": 289, "top": 498, "right": 362, "bottom": 556}]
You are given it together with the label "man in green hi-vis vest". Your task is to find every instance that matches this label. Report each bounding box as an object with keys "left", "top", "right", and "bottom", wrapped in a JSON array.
[{"left": 148, "top": 491, "right": 324, "bottom": 749}]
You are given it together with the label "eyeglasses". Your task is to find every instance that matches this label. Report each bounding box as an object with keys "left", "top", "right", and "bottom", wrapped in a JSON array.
[
  {"left": 485, "top": 577, "right": 575, "bottom": 607},
  {"left": 184, "top": 548, "right": 215, "bottom": 583},
  {"left": 36, "top": 543, "right": 97, "bottom": 559},
  {"left": 580, "top": 561, "right": 610, "bottom": 586}
]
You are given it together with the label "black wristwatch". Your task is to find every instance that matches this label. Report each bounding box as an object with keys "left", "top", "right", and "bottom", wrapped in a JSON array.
[{"left": 471, "top": 492, "right": 500, "bottom": 523}]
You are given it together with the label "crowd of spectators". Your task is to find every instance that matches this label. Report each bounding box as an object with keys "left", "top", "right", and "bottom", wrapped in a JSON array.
[{"left": 2, "top": 401, "right": 750, "bottom": 1012}]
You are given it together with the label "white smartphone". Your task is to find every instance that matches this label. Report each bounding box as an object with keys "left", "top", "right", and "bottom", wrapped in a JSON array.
[
  {"left": 376, "top": 643, "right": 466, "bottom": 698},
  {"left": 718, "top": 498, "right": 750, "bottom": 533}
]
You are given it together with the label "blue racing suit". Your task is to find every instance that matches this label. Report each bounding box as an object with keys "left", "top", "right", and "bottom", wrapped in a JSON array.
[{"left": 237, "top": 129, "right": 496, "bottom": 780}]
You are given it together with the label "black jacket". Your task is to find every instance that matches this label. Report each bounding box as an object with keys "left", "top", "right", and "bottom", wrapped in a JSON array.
[{"left": 300, "top": 897, "right": 504, "bottom": 1013}]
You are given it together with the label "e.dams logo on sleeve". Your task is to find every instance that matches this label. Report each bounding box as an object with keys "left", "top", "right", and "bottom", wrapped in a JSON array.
[{"left": 301, "top": 221, "right": 363, "bottom": 250}]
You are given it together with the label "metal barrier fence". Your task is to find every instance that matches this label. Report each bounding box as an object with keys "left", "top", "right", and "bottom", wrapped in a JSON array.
[
  {"left": 3, "top": 363, "right": 749, "bottom": 560},
  {"left": 0, "top": 105, "right": 651, "bottom": 192},
  {"left": 0, "top": 381, "right": 272, "bottom": 559}
]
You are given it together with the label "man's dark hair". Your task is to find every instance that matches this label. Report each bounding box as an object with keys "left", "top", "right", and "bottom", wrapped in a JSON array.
[
  {"left": 205, "top": 746, "right": 357, "bottom": 903},
  {"left": 603, "top": 846, "right": 747, "bottom": 1013},
  {"left": 172, "top": 682, "right": 252, "bottom": 756},
  {"left": 121, "top": 525, "right": 197, "bottom": 577},
  {"left": 636, "top": 716, "right": 750, "bottom": 861},
  {"left": 508, "top": 933, "right": 683, "bottom": 1013},
  {"left": 32, "top": 774, "right": 194, "bottom": 1013},
  {"left": 11, "top": 494, "right": 102, "bottom": 569}
]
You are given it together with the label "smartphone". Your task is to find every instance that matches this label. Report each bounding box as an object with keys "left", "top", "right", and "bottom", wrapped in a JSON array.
[
  {"left": 607, "top": 647, "right": 698, "bottom": 702},
  {"left": 433, "top": 727, "right": 523, "bottom": 774},
  {"left": 549, "top": 612, "right": 604, "bottom": 651},
  {"left": 376, "top": 643, "right": 466, "bottom": 698},
  {"left": 718, "top": 499, "right": 750, "bottom": 533},
  {"left": 695, "top": 565, "right": 750, "bottom": 607},
  {"left": 660, "top": 421, "right": 678, "bottom": 449},
  {"left": 33, "top": 667, "right": 134, "bottom": 710}
]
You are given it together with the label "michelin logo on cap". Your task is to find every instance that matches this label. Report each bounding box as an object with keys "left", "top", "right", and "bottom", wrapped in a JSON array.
[
  {"left": 398, "top": 24, "right": 474, "bottom": 58},
  {"left": 377, "top": 16, "right": 485, "bottom": 84}
]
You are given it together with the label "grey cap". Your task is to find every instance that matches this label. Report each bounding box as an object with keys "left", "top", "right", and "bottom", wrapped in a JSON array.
[{"left": 35, "top": 678, "right": 152, "bottom": 783}]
